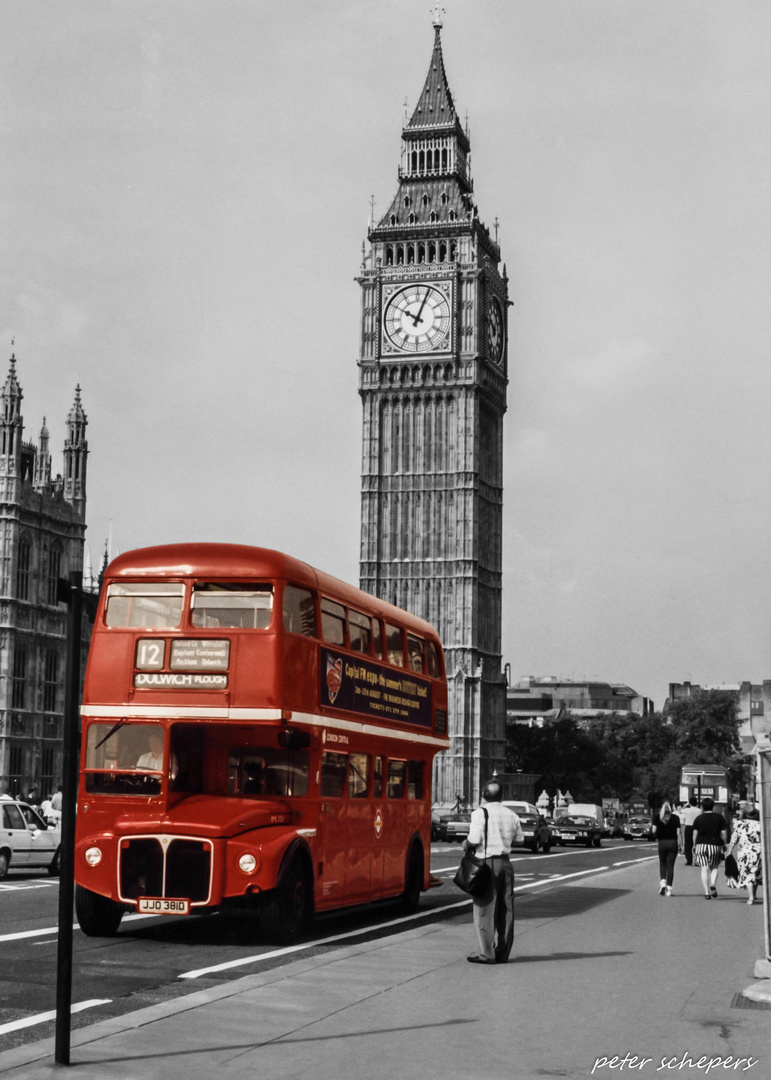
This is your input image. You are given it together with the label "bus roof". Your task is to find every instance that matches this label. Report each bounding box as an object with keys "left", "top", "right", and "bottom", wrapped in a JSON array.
[{"left": 105, "top": 543, "right": 440, "bottom": 640}]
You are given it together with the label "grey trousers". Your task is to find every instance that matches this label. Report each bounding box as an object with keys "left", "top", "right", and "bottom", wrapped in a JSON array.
[{"left": 472, "top": 854, "right": 514, "bottom": 962}]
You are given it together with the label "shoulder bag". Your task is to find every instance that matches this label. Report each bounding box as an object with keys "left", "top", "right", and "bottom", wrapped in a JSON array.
[{"left": 453, "top": 807, "right": 492, "bottom": 897}]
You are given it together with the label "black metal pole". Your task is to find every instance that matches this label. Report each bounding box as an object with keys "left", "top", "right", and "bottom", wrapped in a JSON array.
[{"left": 55, "top": 571, "right": 83, "bottom": 1066}]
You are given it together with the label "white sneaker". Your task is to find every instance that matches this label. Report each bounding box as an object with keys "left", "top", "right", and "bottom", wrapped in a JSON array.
[
  {"left": 665, "top": 886, "right": 672, "bottom": 896},
  {"left": 659, "top": 880, "right": 666, "bottom": 895}
]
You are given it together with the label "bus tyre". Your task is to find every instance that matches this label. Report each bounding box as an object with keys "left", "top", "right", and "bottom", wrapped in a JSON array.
[
  {"left": 47, "top": 847, "right": 61, "bottom": 877},
  {"left": 401, "top": 844, "right": 423, "bottom": 914},
  {"left": 262, "top": 861, "right": 312, "bottom": 944},
  {"left": 75, "top": 884, "right": 125, "bottom": 937}
]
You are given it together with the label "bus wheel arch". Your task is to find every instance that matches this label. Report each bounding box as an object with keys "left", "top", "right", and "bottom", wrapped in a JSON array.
[
  {"left": 75, "top": 884, "right": 125, "bottom": 936},
  {"left": 261, "top": 840, "right": 314, "bottom": 944},
  {"left": 401, "top": 835, "right": 424, "bottom": 914}
]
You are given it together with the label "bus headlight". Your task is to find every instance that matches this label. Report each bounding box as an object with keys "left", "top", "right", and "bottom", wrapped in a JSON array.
[
  {"left": 238, "top": 853, "right": 258, "bottom": 874},
  {"left": 84, "top": 847, "right": 102, "bottom": 866}
]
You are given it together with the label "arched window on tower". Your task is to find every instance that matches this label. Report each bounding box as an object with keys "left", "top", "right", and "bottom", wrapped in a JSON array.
[
  {"left": 419, "top": 150, "right": 425, "bottom": 172},
  {"left": 407, "top": 244, "right": 415, "bottom": 264},
  {"left": 438, "top": 241, "right": 446, "bottom": 261},
  {"left": 411, "top": 150, "right": 417, "bottom": 172},
  {"left": 429, "top": 211, "right": 437, "bottom": 223},
  {"left": 441, "top": 190, "right": 448, "bottom": 205},
  {"left": 422, "top": 193, "right": 429, "bottom": 207},
  {"left": 403, "top": 195, "right": 411, "bottom": 208},
  {"left": 396, "top": 245, "right": 404, "bottom": 265},
  {"left": 442, "top": 147, "right": 448, "bottom": 170},
  {"left": 428, "top": 241, "right": 436, "bottom": 262},
  {"left": 417, "top": 242, "right": 425, "bottom": 264},
  {"left": 390, "top": 214, "right": 396, "bottom": 226},
  {"left": 385, "top": 245, "right": 394, "bottom": 265},
  {"left": 47, "top": 543, "right": 63, "bottom": 605},
  {"left": 16, "top": 535, "right": 31, "bottom": 601},
  {"left": 408, "top": 212, "right": 416, "bottom": 224},
  {"left": 448, "top": 210, "right": 456, "bottom": 222}
]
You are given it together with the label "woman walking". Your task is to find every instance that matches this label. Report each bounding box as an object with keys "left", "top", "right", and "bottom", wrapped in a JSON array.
[
  {"left": 652, "top": 801, "right": 682, "bottom": 896},
  {"left": 727, "top": 804, "right": 762, "bottom": 905},
  {"left": 692, "top": 797, "right": 730, "bottom": 899}
]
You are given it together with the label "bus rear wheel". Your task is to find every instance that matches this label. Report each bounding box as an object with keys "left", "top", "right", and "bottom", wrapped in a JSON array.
[
  {"left": 262, "top": 861, "right": 312, "bottom": 944},
  {"left": 401, "top": 844, "right": 424, "bottom": 914},
  {"left": 75, "top": 885, "right": 125, "bottom": 936}
]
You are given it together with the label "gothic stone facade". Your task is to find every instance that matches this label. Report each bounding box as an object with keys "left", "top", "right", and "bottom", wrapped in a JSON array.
[
  {"left": 0, "top": 355, "right": 88, "bottom": 799},
  {"left": 357, "top": 21, "right": 508, "bottom": 804}
]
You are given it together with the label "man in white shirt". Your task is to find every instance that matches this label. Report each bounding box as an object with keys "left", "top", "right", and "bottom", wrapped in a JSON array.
[
  {"left": 680, "top": 798, "right": 701, "bottom": 865},
  {"left": 463, "top": 779, "right": 523, "bottom": 964},
  {"left": 136, "top": 732, "right": 165, "bottom": 772}
]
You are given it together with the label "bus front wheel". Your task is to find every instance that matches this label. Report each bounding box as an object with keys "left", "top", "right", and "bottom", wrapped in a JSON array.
[
  {"left": 75, "top": 884, "right": 125, "bottom": 937},
  {"left": 262, "top": 860, "right": 312, "bottom": 944}
]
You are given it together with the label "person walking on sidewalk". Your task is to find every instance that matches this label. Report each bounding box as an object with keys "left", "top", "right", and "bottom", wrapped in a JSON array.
[
  {"left": 463, "top": 779, "right": 523, "bottom": 965},
  {"left": 680, "top": 798, "right": 701, "bottom": 865},
  {"left": 652, "top": 801, "right": 683, "bottom": 896},
  {"left": 692, "top": 796, "right": 729, "bottom": 899},
  {"left": 726, "top": 803, "right": 762, "bottom": 905}
]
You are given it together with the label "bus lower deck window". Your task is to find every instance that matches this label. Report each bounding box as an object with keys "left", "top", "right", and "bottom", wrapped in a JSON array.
[
  {"left": 320, "top": 752, "right": 347, "bottom": 798},
  {"left": 387, "top": 760, "right": 406, "bottom": 799},
  {"left": 348, "top": 754, "right": 370, "bottom": 798},
  {"left": 408, "top": 760, "right": 424, "bottom": 799}
]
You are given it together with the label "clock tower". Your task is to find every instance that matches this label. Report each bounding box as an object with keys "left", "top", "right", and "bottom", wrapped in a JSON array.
[{"left": 357, "top": 14, "right": 508, "bottom": 804}]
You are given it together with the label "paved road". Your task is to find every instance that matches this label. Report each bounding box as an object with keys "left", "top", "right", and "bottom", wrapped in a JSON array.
[{"left": 0, "top": 838, "right": 656, "bottom": 1051}]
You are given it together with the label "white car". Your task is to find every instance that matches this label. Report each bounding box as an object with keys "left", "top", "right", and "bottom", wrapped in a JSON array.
[{"left": 0, "top": 799, "right": 61, "bottom": 878}]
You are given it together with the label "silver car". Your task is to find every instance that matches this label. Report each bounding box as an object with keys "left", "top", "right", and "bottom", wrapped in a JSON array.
[{"left": 0, "top": 799, "right": 61, "bottom": 878}]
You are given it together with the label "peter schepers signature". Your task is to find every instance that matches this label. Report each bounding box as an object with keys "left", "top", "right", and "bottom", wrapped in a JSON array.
[{"left": 591, "top": 1052, "right": 759, "bottom": 1075}]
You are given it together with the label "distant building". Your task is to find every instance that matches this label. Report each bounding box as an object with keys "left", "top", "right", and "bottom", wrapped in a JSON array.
[
  {"left": 668, "top": 680, "right": 771, "bottom": 757},
  {"left": 0, "top": 353, "right": 89, "bottom": 799},
  {"left": 507, "top": 675, "right": 654, "bottom": 728}
]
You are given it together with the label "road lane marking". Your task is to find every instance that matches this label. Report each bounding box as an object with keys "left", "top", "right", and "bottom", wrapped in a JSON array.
[
  {"left": 0, "top": 912, "right": 159, "bottom": 944},
  {"left": 0, "top": 999, "right": 112, "bottom": 1036},
  {"left": 178, "top": 854, "right": 656, "bottom": 980}
]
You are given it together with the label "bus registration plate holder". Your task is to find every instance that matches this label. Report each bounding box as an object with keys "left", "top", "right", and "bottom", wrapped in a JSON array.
[{"left": 137, "top": 897, "right": 190, "bottom": 916}]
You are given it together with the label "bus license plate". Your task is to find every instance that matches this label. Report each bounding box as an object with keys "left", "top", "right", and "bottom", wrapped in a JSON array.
[{"left": 137, "top": 897, "right": 190, "bottom": 916}]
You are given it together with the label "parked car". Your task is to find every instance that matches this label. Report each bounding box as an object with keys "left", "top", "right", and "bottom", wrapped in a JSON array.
[
  {"left": 623, "top": 816, "right": 653, "bottom": 841},
  {"left": 445, "top": 812, "right": 472, "bottom": 843},
  {"left": 553, "top": 814, "right": 603, "bottom": 848},
  {"left": 431, "top": 807, "right": 456, "bottom": 842},
  {"left": 0, "top": 798, "right": 61, "bottom": 878},
  {"left": 516, "top": 811, "right": 553, "bottom": 853}
]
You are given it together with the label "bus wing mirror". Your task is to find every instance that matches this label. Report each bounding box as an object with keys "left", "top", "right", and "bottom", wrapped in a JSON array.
[{"left": 278, "top": 728, "right": 310, "bottom": 750}]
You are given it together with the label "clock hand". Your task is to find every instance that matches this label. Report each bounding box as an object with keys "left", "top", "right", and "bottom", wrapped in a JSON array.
[{"left": 407, "top": 289, "right": 430, "bottom": 327}]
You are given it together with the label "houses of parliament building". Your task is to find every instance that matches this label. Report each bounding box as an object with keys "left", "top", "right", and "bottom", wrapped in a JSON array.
[{"left": 0, "top": 353, "right": 88, "bottom": 799}]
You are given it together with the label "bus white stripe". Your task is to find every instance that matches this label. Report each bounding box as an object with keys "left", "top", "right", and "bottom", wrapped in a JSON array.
[{"left": 79, "top": 706, "right": 449, "bottom": 747}]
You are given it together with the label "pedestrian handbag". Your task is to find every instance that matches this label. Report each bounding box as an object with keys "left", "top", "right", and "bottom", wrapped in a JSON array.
[
  {"left": 453, "top": 808, "right": 492, "bottom": 897},
  {"left": 724, "top": 852, "right": 739, "bottom": 887}
]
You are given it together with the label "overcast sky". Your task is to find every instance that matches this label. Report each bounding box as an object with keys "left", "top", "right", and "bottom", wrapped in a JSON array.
[{"left": 2, "top": 0, "right": 770, "bottom": 709}]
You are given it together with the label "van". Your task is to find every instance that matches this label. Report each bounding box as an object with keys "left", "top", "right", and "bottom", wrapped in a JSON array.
[{"left": 565, "top": 803, "right": 605, "bottom": 833}]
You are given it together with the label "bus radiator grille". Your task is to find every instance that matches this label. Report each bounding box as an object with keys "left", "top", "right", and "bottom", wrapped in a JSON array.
[{"left": 119, "top": 837, "right": 211, "bottom": 903}]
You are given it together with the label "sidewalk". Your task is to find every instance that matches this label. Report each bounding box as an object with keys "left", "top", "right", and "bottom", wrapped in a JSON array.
[{"left": 0, "top": 857, "right": 769, "bottom": 1080}]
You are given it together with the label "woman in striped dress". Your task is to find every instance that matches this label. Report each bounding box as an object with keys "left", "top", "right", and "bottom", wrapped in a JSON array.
[{"left": 692, "top": 797, "right": 730, "bottom": 899}]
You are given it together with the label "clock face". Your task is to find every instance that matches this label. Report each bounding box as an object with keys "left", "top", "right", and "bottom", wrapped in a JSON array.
[
  {"left": 487, "top": 296, "right": 504, "bottom": 364},
  {"left": 383, "top": 283, "right": 451, "bottom": 353}
]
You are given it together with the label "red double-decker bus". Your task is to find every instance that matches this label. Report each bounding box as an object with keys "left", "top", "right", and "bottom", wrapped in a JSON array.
[{"left": 75, "top": 544, "right": 449, "bottom": 941}]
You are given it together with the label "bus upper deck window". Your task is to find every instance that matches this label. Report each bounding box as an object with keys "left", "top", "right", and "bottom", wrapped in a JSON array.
[
  {"left": 349, "top": 610, "right": 372, "bottom": 654},
  {"left": 191, "top": 584, "right": 273, "bottom": 629},
  {"left": 385, "top": 623, "right": 404, "bottom": 667},
  {"left": 373, "top": 619, "right": 384, "bottom": 660},
  {"left": 406, "top": 634, "right": 425, "bottom": 673},
  {"left": 283, "top": 585, "right": 317, "bottom": 636},
  {"left": 321, "top": 599, "right": 346, "bottom": 646},
  {"left": 426, "top": 640, "right": 441, "bottom": 679},
  {"left": 105, "top": 582, "right": 184, "bottom": 629}
]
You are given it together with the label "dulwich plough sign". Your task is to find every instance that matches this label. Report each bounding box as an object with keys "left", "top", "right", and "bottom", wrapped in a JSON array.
[{"left": 320, "top": 648, "right": 431, "bottom": 728}]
